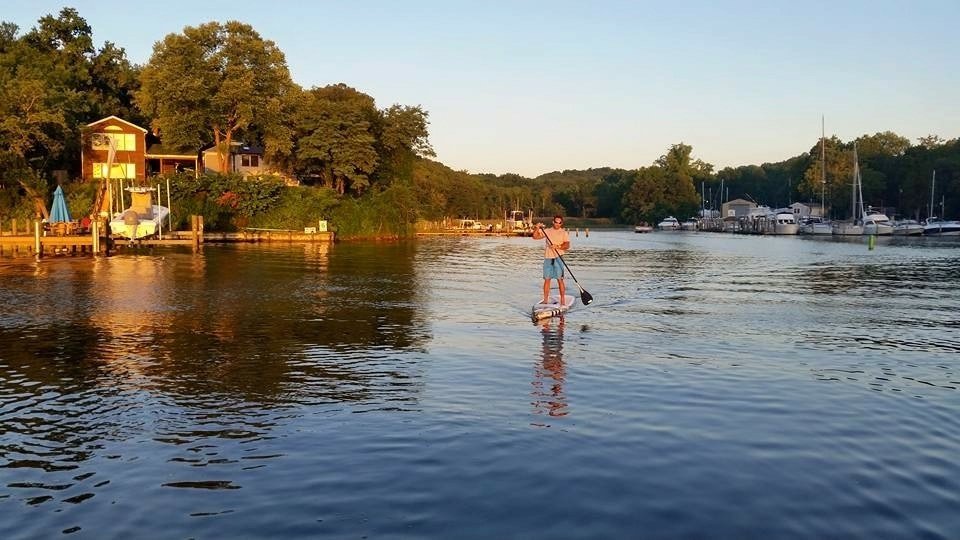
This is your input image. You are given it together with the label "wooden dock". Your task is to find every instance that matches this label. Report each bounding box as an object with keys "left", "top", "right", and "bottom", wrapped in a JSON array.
[{"left": 0, "top": 217, "right": 334, "bottom": 258}]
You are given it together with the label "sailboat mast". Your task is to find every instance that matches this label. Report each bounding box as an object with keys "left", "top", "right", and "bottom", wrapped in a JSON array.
[
  {"left": 851, "top": 143, "right": 857, "bottom": 221},
  {"left": 930, "top": 170, "right": 936, "bottom": 219},
  {"left": 820, "top": 116, "right": 826, "bottom": 218},
  {"left": 855, "top": 144, "right": 865, "bottom": 221}
]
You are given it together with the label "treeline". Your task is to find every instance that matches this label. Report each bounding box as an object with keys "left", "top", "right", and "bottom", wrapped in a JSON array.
[{"left": 2, "top": 8, "right": 958, "bottom": 238}]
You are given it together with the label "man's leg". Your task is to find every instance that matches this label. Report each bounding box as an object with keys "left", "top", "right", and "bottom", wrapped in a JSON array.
[
  {"left": 542, "top": 278, "right": 551, "bottom": 304},
  {"left": 558, "top": 278, "right": 566, "bottom": 304}
]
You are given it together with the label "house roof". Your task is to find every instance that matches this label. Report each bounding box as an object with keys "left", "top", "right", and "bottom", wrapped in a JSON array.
[
  {"left": 725, "top": 198, "right": 755, "bottom": 206},
  {"left": 236, "top": 145, "right": 264, "bottom": 155},
  {"left": 86, "top": 115, "right": 148, "bottom": 133}
]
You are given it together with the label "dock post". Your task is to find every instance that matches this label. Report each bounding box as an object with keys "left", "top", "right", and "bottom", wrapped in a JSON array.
[
  {"left": 92, "top": 221, "right": 100, "bottom": 255},
  {"left": 34, "top": 220, "right": 41, "bottom": 259},
  {"left": 191, "top": 215, "right": 203, "bottom": 251},
  {"left": 586, "top": 228, "right": 589, "bottom": 237}
]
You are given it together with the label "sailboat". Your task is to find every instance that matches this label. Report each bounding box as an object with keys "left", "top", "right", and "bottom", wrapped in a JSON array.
[
  {"left": 923, "top": 170, "right": 960, "bottom": 235},
  {"left": 800, "top": 117, "right": 833, "bottom": 235},
  {"left": 832, "top": 144, "right": 865, "bottom": 235}
]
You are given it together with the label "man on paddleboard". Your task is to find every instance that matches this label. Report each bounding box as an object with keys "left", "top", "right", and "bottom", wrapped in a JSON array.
[{"left": 532, "top": 215, "right": 571, "bottom": 305}]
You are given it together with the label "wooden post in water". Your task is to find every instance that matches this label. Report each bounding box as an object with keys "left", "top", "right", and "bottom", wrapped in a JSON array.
[
  {"left": 586, "top": 228, "right": 589, "bottom": 237},
  {"left": 34, "top": 220, "right": 41, "bottom": 259},
  {"left": 91, "top": 221, "right": 100, "bottom": 255},
  {"left": 191, "top": 215, "right": 204, "bottom": 251},
  {"left": 190, "top": 215, "right": 197, "bottom": 251}
]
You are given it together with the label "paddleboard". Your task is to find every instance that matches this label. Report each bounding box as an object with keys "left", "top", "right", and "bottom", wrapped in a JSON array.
[{"left": 532, "top": 294, "right": 576, "bottom": 321}]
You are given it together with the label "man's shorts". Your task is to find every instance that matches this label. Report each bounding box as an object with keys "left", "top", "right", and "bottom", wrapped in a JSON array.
[{"left": 542, "top": 258, "right": 564, "bottom": 279}]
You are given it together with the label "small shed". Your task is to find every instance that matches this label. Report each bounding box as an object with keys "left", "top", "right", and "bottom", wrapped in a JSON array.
[{"left": 721, "top": 198, "right": 756, "bottom": 219}]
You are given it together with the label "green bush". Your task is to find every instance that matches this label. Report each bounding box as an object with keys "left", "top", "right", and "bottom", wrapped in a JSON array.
[
  {"left": 248, "top": 186, "right": 338, "bottom": 230},
  {"left": 330, "top": 183, "right": 419, "bottom": 239}
]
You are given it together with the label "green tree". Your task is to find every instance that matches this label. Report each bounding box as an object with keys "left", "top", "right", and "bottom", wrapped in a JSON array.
[
  {"left": 620, "top": 144, "right": 703, "bottom": 224},
  {"left": 855, "top": 131, "right": 910, "bottom": 160},
  {"left": 621, "top": 166, "right": 666, "bottom": 224},
  {"left": 917, "top": 134, "right": 946, "bottom": 149},
  {"left": 14, "top": 8, "right": 141, "bottom": 177},
  {"left": 374, "top": 104, "right": 434, "bottom": 186},
  {"left": 799, "top": 136, "right": 853, "bottom": 217},
  {"left": 137, "top": 21, "right": 296, "bottom": 169},
  {"left": 294, "top": 84, "right": 379, "bottom": 195},
  {"left": 653, "top": 143, "right": 704, "bottom": 216}
]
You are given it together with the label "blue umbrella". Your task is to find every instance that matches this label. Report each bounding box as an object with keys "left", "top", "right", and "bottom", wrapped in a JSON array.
[{"left": 49, "top": 185, "right": 72, "bottom": 223}]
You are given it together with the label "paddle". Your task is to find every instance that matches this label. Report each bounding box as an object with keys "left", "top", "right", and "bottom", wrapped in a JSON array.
[{"left": 539, "top": 225, "right": 593, "bottom": 305}]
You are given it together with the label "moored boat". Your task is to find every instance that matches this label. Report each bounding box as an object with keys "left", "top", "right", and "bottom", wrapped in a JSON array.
[
  {"left": 657, "top": 216, "right": 680, "bottom": 230},
  {"left": 799, "top": 216, "right": 832, "bottom": 235},
  {"left": 772, "top": 212, "right": 799, "bottom": 235},
  {"left": 863, "top": 210, "right": 894, "bottom": 235},
  {"left": 923, "top": 218, "right": 960, "bottom": 236},
  {"left": 109, "top": 187, "right": 170, "bottom": 240},
  {"left": 892, "top": 219, "right": 924, "bottom": 236}
]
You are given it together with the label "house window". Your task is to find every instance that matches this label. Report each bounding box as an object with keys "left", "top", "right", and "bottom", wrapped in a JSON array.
[
  {"left": 92, "top": 133, "right": 136, "bottom": 151},
  {"left": 241, "top": 154, "right": 260, "bottom": 168},
  {"left": 93, "top": 163, "right": 137, "bottom": 179}
]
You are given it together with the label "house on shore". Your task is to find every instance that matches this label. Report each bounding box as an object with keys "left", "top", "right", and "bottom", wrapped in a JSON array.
[
  {"left": 202, "top": 142, "right": 267, "bottom": 176},
  {"left": 81, "top": 116, "right": 199, "bottom": 182}
]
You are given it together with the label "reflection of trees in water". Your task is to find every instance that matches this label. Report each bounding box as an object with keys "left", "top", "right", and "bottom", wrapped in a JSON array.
[
  {"left": 532, "top": 317, "right": 568, "bottom": 421},
  {"left": 0, "top": 244, "right": 433, "bottom": 506},
  {"left": 0, "top": 244, "right": 432, "bottom": 443},
  {"left": 148, "top": 243, "right": 430, "bottom": 407}
]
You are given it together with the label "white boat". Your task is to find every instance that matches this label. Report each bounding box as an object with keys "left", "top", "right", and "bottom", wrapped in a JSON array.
[
  {"left": 832, "top": 221, "right": 864, "bottom": 235},
  {"left": 657, "top": 216, "right": 680, "bottom": 230},
  {"left": 892, "top": 219, "right": 924, "bottom": 236},
  {"left": 799, "top": 216, "right": 832, "bottom": 235},
  {"left": 922, "top": 171, "right": 960, "bottom": 235},
  {"left": 634, "top": 224, "right": 653, "bottom": 233},
  {"left": 110, "top": 187, "right": 171, "bottom": 240},
  {"left": 923, "top": 218, "right": 960, "bottom": 236},
  {"left": 680, "top": 218, "right": 698, "bottom": 231},
  {"left": 506, "top": 210, "right": 529, "bottom": 231},
  {"left": 772, "top": 212, "right": 799, "bottom": 235},
  {"left": 863, "top": 209, "right": 893, "bottom": 235}
]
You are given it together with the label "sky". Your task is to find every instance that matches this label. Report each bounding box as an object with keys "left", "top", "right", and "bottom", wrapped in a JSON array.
[{"left": 4, "top": 0, "right": 959, "bottom": 178}]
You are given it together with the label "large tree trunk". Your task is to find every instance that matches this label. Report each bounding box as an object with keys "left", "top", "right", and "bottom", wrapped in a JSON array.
[{"left": 213, "top": 127, "right": 233, "bottom": 173}]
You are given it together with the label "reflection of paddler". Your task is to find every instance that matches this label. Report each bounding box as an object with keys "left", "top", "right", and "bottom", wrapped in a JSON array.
[{"left": 532, "top": 317, "right": 568, "bottom": 419}]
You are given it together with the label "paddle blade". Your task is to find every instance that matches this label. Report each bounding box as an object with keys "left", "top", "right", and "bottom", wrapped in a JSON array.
[{"left": 580, "top": 290, "right": 593, "bottom": 305}]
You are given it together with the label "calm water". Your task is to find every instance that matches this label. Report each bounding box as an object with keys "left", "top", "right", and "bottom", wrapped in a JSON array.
[{"left": 1, "top": 231, "right": 959, "bottom": 539}]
